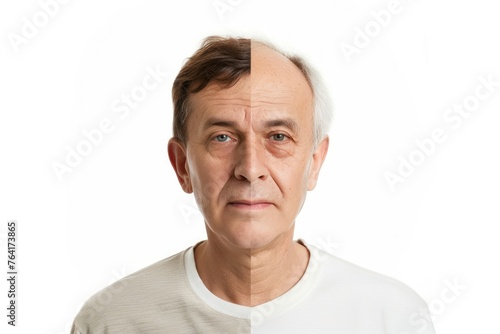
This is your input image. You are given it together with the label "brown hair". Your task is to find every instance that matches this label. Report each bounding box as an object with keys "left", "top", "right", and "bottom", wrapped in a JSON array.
[{"left": 171, "top": 36, "right": 250, "bottom": 143}]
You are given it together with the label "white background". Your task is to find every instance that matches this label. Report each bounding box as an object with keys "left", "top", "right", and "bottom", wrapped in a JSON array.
[{"left": 1, "top": 0, "right": 499, "bottom": 333}]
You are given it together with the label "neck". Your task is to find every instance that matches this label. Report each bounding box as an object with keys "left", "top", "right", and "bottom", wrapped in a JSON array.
[{"left": 194, "top": 228, "right": 310, "bottom": 307}]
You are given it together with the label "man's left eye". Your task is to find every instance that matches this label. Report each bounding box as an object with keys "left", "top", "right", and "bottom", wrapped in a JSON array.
[
  {"left": 214, "top": 134, "right": 231, "bottom": 142},
  {"left": 271, "top": 133, "right": 287, "bottom": 141}
]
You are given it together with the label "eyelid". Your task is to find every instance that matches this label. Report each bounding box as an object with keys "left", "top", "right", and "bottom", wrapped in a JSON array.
[
  {"left": 211, "top": 132, "right": 235, "bottom": 142},
  {"left": 269, "top": 132, "right": 291, "bottom": 141}
]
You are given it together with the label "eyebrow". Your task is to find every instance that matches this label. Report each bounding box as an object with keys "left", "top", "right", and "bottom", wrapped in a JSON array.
[
  {"left": 203, "top": 118, "right": 239, "bottom": 131},
  {"left": 202, "top": 117, "right": 299, "bottom": 133},
  {"left": 264, "top": 118, "right": 299, "bottom": 134}
]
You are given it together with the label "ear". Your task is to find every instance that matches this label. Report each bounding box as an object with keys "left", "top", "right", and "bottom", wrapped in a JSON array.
[
  {"left": 307, "top": 136, "right": 329, "bottom": 191},
  {"left": 168, "top": 138, "right": 193, "bottom": 193}
]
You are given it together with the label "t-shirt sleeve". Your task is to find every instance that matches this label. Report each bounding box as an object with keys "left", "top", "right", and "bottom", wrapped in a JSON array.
[
  {"left": 384, "top": 281, "right": 437, "bottom": 334},
  {"left": 70, "top": 322, "right": 83, "bottom": 334}
]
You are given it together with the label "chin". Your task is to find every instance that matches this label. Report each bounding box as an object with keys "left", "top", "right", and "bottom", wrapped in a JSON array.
[{"left": 222, "top": 220, "right": 286, "bottom": 251}]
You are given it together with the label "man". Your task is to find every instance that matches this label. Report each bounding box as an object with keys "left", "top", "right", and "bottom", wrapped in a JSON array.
[{"left": 71, "top": 36, "right": 435, "bottom": 333}]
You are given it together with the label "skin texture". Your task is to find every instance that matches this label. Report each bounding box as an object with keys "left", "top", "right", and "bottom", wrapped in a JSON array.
[{"left": 168, "top": 41, "right": 329, "bottom": 306}]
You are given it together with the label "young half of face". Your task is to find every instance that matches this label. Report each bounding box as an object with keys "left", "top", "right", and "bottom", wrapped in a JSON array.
[{"left": 168, "top": 41, "right": 329, "bottom": 251}]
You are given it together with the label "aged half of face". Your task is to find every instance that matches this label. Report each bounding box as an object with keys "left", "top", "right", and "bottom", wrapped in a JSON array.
[{"left": 168, "top": 43, "right": 329, "bottom": 250}]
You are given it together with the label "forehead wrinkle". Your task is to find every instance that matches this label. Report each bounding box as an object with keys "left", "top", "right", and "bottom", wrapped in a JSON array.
[
  {"left": 250, "top": 87, "right": 308, "bottom": 110},
  {"left": 193, "top": 89, "right": 250, "bottom": 106},
  {"left": 189, "top": 82, "right": 250, "bottom": 121},
  {"left": 198, "top": 107, "right": 252, "bottom": 134},
  {"left": 202, "top": 99, "right": 251, "bottom": 109},
  {"left": 190, "top": 75, "right": 250, "bottom": 106},
  {"left": 191, "top": 98, "right": 249, "bottom": 121},
  {"left": 250, "top": 95, "right": 313, "bottom": 113},
  {"left": 251, "top": 87, "right": 312, "bottom": 108}
]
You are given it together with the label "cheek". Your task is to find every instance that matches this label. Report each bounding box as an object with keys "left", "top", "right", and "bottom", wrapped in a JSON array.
[
  {"left": 188, "top": 156, "right": 232, "bottom": 210},
  {"left": 270, "top": 156, "right": 311, "bottom": 197}
]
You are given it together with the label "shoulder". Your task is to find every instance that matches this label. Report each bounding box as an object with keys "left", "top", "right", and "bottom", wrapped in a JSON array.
[
  {"left": 307, "top": 243, "right": 429, "bottom": 309},
  {"left": 72, "top": 249, "right": 189, "bottom": 333},
  {"left": 306, "top": 243, "right": 435, "bottom": 332}
]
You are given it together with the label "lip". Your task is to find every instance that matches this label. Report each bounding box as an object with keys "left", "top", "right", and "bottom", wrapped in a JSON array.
[{"left": 227, "top": 200, "right": 273, "bottom": 210}]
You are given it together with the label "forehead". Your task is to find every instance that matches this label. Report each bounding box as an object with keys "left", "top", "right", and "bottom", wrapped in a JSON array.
[
  {"left": 250, "top": 44, "right": 313, "bottom": 117},
  {"left": 250, "top": 43, "right": 312, "bottom": 99},
  {"left": 188, "top": 45, "right": 313, "bottom": 127}
]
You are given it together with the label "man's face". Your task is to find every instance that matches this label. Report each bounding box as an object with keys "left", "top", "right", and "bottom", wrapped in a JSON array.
[{"left": 168, "top": 45, "right": 328, "bottom": 250}]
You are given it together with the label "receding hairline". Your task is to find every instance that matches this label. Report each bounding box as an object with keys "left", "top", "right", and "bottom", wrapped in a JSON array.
[
  {"left": 250, "top": 40, "right": 314, "bottom": 95},
  {"left": 171, "top": 36, "right": 332, "bottom": 146}
]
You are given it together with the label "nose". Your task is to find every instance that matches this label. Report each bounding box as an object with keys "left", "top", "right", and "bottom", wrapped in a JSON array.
[{"left": 234, "top": 137, "right": 268, "bottom": 182}]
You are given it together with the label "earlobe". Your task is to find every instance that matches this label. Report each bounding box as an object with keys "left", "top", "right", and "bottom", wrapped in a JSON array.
[
  {"left": 307, "top": 136, "right": 329, "bottom": 191},
  {"left": 168, "top": 138, "right": 193, "bottom": 193}
]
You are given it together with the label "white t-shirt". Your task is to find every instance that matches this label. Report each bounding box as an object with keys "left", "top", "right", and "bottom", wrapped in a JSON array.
[{"left": 72, "top": 240, "right": 435, "bottom": 333}]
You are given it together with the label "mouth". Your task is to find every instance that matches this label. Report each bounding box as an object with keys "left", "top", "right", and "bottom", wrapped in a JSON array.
[{"left": 227, "top": 200, "right": 274, "bottom": 210}]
